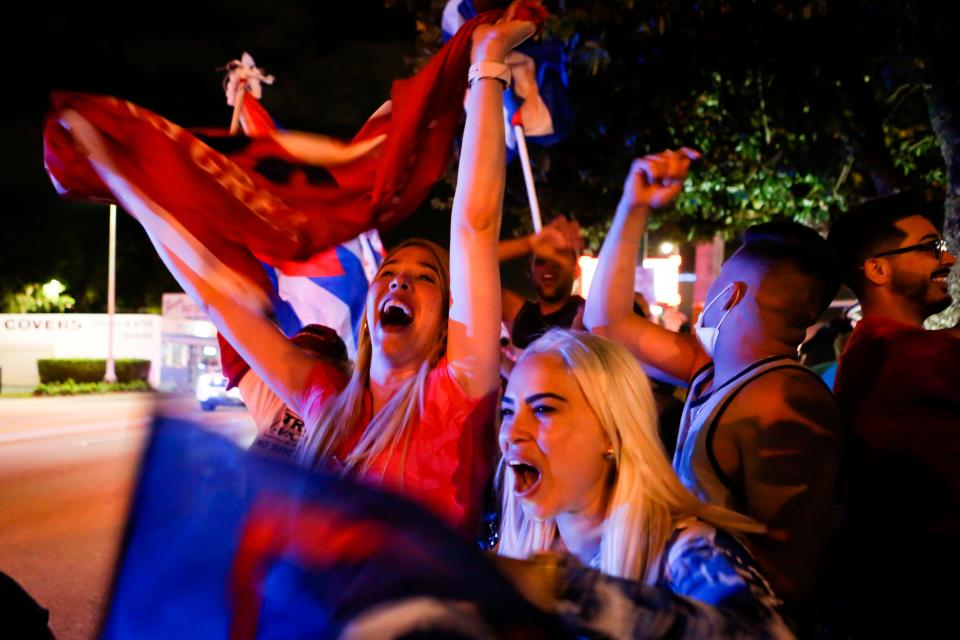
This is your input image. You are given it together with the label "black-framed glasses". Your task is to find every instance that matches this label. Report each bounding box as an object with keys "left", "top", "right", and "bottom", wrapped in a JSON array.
[{"left": 871, "top": 238, "right": 949, "bottom": 261}]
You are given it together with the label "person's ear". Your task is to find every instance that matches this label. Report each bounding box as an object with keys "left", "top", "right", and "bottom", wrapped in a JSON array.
[
  {"left": 724, "top": 281, "right": 747, "bottom": 310},
  {"left": 601, "top": 435, "right": 615, "bottom": 461},
  {"left": 862, "top": 258, "right": 891, "bottom": 286}
]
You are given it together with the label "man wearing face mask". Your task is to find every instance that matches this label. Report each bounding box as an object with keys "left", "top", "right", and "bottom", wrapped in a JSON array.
[{"left": 584, "top": 149, "right": 843, "bottom": 630}]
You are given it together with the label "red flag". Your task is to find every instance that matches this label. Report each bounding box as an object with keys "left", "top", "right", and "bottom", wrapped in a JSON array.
[
  {"left": 42, "top": 4, "right": 547, "bottom": 305},
  {"left": 238, "top": 95, "right": 276, "bottom": 137}
]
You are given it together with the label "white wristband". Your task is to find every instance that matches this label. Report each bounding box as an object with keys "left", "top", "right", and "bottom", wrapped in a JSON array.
[{"left": 468, "top": 61, "right": 511, "bottom": 88}]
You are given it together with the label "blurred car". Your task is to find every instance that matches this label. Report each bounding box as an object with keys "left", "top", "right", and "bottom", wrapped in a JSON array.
[{"left": 196, "top": 371, "right": 244, "bottom": 411}]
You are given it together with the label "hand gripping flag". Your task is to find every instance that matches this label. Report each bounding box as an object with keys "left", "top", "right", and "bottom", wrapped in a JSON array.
[
  {"left": 442, "top": 0, "right": 573, "bottom": 156},
  {"left": 102, "top": 417, "right": 570, "bottom": 639},
  {"left": 224, "top": 51, "right": 275, "bottom": 135},
  {"left": 43, "top": 2, "right": 547, "bottom": 315},
  {"left": 223, "top": 53, "right": 384, "bottom": 355}
]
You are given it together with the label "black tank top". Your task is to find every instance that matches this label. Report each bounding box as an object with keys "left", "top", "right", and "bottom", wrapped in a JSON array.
[{"left": 511, "top": 295, "right": 585, "bottom": 348}]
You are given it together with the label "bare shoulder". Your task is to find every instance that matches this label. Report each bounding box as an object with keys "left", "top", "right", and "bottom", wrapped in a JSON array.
[{"left": 724, "top": 366, "right": 842, "bottom": 439}]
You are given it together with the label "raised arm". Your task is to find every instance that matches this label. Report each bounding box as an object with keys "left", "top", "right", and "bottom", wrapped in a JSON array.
[
  {"left": 499, "top": 216, "right": 583, "bottom": 329},
  {"left": 447, "top": 11, "right": 536, "bottom": 397},
  {"left": 56, "top": 106, "right": 323, "bottom": 413},
  {"left": 498, "top": 216, "right": 583, "bottom": 262},
  {"left": 583, "top": 149, "right": 710, "bottom": 385},
  {"left": 497, "top": 233, "right": 532, "bottom": 331},
  {"left": 151, "top": 240, "right": 320, "bottom": 414}
]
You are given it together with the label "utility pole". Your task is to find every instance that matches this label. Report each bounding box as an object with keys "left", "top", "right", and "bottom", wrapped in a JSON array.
[{"left": 104, "top": 204, "right": 117, "bottom": 383}]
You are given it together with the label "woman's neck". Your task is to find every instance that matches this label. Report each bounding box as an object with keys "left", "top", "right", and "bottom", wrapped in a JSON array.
[
  {"left": 554, "top": 509, "right": 605, "bottom": 567},
  {"left": 368, "top": 354, "right": 421, "bottom": 413}
]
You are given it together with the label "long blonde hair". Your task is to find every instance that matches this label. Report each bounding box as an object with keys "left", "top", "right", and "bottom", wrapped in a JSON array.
[
  {"left": 497, "top": 329, "right": 763, "bottom": 582},
  {"left": 294, "top": 239, "right": 451, "bottom": 479}
]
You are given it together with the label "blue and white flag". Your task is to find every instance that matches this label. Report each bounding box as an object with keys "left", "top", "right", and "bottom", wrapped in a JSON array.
[
  {"left": 264, "top": 231, "right": 383, "bottom": 358},
  {"left": 226, "top": 80, "right": 385, "bottom": 357},
  {"left": 442, "top": 0, "right": 574, "bottom": 155}
]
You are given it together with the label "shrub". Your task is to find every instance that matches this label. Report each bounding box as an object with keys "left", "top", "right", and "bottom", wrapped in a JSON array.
[
  {"left": 33, "top": 379, "right": 151, "bottom": 396},
  {"left": 36, "top": 359, "right": 151, "bottom": 384}
]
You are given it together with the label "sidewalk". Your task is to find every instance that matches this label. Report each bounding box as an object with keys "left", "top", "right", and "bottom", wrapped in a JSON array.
[{"left": 0, "top": 384, "right": 35, "bottom": 397}]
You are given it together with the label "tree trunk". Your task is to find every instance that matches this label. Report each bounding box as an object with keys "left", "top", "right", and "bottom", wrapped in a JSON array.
[
  {"left": 833, "top": 81, "right": 909, "bottom": 197},
  {"left": 919, "top": 0, "right": 960, "bottom": 328},
  {"left": 819, "top": 4, "right": 907, "bottom": 197},
  {"left": 925, "top": 78, "right": 960, "bottom": 249}
]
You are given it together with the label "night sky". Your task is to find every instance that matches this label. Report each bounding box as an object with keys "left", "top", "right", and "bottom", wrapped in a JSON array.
[{"left": 1, "top": 1, "right": 420, "bottom": 311}]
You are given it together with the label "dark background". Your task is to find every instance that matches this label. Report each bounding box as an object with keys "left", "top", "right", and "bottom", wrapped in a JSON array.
[
  {"left": 1, "top": 0, "right": 422, "bottom": 312},
  {"left": 4, "top": 0, "right": 959, "bottom": 320}
]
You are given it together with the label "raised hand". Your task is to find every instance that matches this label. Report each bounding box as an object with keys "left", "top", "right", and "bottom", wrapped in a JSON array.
[
  {"left": 529, "top": 216, "right": 583, "bottom": 261},
  {"left": 471, "top": 0, "right": 541, "bottom": 63},
  {"left": 620, "top": 147, "right": 700, "bottom": 212}
]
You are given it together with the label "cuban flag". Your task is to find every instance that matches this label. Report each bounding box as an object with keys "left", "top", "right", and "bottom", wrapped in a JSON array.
[
  {"left": 102, "top": 417, "right": 568, "bottom": 639},
  {"left": 265, "top": 231, "right": 383, "bottom": 356},
  {"left": 442, "top": 0, "right": 574, "bottom": 156},
  {"left": 228, "top": 70, "right": 384, "bottom": 355}
]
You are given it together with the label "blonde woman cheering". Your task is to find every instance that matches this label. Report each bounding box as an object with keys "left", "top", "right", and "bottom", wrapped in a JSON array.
[
  {"left": 154, "top": 7, "right": 540, "bottom": 536},
  {"left": 497, "top": 330, "right": 793, "bottom": 638}
]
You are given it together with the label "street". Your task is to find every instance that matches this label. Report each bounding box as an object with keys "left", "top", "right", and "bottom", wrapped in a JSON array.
[{"left": 0, "top": 392, "right": 255, "bottom": 639}]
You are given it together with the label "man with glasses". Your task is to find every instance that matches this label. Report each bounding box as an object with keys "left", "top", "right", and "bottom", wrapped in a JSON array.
[{"left": 827, "top": 192, "right": 959, "bottom": 635}]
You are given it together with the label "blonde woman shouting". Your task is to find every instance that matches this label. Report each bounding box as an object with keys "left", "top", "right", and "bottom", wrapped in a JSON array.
[
  {"left": 155, "top": 9, "right": 539, "bottom": 536},
  {"left": 497, "top": 330, "right": 793, "bottom": 638}
]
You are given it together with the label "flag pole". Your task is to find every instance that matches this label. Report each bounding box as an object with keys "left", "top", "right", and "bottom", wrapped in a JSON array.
[
  {"left": 229, "top": 82, "right": 245, "bottom": 135},
  {"left": 104, "top": 203, "right": 118, "bottom": 383},
  {"left": 513, "top": 123, "right": 543, "bottom": 232},
  {"left": 226, "top": 53, "right": 273, "bottom": 136}
]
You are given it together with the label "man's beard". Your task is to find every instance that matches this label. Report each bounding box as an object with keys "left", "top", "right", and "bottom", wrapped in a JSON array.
[
  {"left": 891, "top": 270, "right": 952, "bottom": 317},
  {"left": 537, "top": 282, "right": 574, "bottom": 304}
]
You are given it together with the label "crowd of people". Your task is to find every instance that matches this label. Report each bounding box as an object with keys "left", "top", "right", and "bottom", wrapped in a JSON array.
[
  {"left": 178, "top": 9, "right": 958, "bottom": 638},
  {"left": 16, "top": 3, "right": 958, "bottom": 638}
]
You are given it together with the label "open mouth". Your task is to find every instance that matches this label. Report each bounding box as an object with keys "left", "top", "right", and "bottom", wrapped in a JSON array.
[
  {"left": 380, "top": 300, "right": 414, "bottom": 328},
  {"left": 507, "top": 460, "right": 542, "bottom": 497},
  {"left": 932, "top": 270, "right": 951, "bottom": 285}
]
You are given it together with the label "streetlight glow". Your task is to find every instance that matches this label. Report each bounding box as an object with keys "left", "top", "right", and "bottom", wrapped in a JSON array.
[
  {"left": 576, "top": 254, "right": 599, "bottom": 298},
  {"left": 41, "top": 279, "right": 66, "bottom": 301}
]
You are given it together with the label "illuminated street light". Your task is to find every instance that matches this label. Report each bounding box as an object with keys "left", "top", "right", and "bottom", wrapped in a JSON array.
[
  {"left": 576, "top": 254, "right": 599, "bottom": 298},
  {"left": 642, "top": 255, "right": 683, "bottom": 306},
  {"left": 659, "top": 241, "right": 674, "bottom": 255},
  {"left": 41, "top": 279, "right": 66, "bottom": 301}
]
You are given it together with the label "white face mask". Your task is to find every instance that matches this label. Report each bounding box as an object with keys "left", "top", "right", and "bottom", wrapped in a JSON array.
[{"left": 694, "top": 283, "right": 735, "bottom": 357}]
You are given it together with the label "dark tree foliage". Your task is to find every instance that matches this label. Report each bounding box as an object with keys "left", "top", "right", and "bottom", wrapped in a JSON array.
[
  {"left": 390, "top": 0, "right": 958, "bottom": 325},
  {"left": 390, "top": 1, "right": 947, "bottom": 235},
  {"left": 9, "top": 1, "right": 957, "bottom": 320}
]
